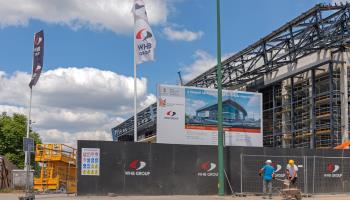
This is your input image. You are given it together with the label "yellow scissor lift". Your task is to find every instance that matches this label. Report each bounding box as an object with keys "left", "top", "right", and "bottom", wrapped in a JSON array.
[{"left": 34, "top": 144, "right": 77, "bottom": 193}]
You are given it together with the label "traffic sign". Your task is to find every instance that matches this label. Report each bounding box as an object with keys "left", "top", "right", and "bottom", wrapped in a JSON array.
[{"left": 23, "top": 137, "right": 34, "bottom": 152}]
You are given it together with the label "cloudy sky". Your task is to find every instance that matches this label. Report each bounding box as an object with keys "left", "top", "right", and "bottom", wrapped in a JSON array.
[{"left": 0, "top": 0, "right": 341, "bottom": 146}]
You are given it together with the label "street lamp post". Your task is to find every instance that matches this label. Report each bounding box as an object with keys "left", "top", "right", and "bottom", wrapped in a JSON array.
[{"left": 216, "top": 0, "right": 225, "bottom": 196}]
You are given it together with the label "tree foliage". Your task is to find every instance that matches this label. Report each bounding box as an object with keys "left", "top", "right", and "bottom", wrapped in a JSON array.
[{"left": 0, "top": 112, "right": 42, "bottom": 169}]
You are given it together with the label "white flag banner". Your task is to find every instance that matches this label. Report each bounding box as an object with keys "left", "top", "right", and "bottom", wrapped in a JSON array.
[{"left": 132, "top": 0, "right": 156, "bottom": 64}]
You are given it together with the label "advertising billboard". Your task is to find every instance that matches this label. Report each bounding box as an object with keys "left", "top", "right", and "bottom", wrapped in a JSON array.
[{"left": 156, "top": 85, "right": 262, "bottom": 146}]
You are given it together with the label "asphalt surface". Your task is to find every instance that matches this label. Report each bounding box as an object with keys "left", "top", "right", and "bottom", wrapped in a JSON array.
[{"left": 1, "top": 193, "right": 350, "bottom": 200}]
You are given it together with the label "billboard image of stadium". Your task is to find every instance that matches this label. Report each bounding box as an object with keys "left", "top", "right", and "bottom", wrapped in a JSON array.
[
  {"left": 157, "top": 85, "right": 262, "bottom": 146},
  {"left": 185, "top": 88, "right": 261, "bottom": 133}
]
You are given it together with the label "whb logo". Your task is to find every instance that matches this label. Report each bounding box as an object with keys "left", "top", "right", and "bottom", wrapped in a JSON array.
[
  {"left": 34, "top": 36, "right": 42, "bottom": 57},
  {"left": 164, "top": 110, "right": 179, "bottom": 120},
  {"left": 136, "top": 28, "right": 153, "bottom": 56},
  {"left": 274, "top": 164, "right": 282, "bottom": 173},
  {"left": 201, "top": 161, "right": 216, "bottom": 172},
  {"left": 34, "top": 36, "right": 43, "bottom": 45},
  {"left": 136, "top": 29, "right": 152, "bottom": 41},
  {"left": 271, "top": 163, "right": 285, "bottom": 178},
  {"left": 327, "top": 163, "right": 340, "bottom": 173},
  {"left": 197, "top": 161, "right": 218, "bottom": 177},
  {"left": 165, "top": 111, "right": 176, "bottom": 117},
  {"left": 125, "top": 160, "right": 150, "bottom": 176},
  {"left": 34, "top": 65, "right": 42, "bottom": 73},
  {"left": 324, "top": 163, "right": 342, "bottom": 178},
  {"left": 130, "top": 160, "right": 146, "bottom": 170}
]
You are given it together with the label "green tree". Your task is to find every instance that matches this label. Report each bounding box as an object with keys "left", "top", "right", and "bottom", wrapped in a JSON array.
[{"left": 0, "top": 112, "right": 42, "bottom": 169}]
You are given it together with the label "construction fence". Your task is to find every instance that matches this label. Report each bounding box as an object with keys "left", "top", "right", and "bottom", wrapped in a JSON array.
[
  {"left": 241, "top": 154, "right": 350, "bottom": 194},
  {"left": 77, "top": 141, "right": 350, "bottom": 195}
]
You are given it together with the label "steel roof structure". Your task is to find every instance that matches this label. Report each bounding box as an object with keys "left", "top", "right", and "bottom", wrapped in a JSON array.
[{"left": 112, "top": 3, "right": 350, "bottom": 141}]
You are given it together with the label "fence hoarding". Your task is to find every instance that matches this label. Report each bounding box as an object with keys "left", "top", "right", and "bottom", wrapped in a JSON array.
[
  {"left": 241, "top": 155, "right": 305, "bottom": 193},
  {"left": 77, "top": 141, "right": 350, "bottom": 196},
  {"left": 156, "top": 85, "right": 263, "bottom": 146}
]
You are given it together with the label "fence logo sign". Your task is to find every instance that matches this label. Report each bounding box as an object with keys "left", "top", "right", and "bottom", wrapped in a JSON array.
[
  {"left": 272, "top": 163, "right": 285, "bottom": 178},
  {"left": 324, "top": 163, "right": 342, "bottom": 178},
  {"left": 81, "top": 148, "right": 100, "bottom": 176},
  {"left": 164, "top": 110, "right": 179, "bottom": 120},
  {"left": 125, "top": 160, "right": 150, "bottom": 176},
  {"left": 197, "top": 161, "right": 218, "bottom": 177}
]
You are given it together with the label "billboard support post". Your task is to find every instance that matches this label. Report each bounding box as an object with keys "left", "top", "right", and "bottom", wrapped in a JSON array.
[{"left": 216, "top": 0, "right": 224, "bottom": 196}]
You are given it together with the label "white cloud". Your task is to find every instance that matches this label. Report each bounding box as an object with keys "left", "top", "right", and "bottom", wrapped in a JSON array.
[
  {"left": 0, "top": 105, "right": 26, "bottom": 115},
  {"left": 0, "top": 67, "right": 155, "bottom": 146},
  {"left": 163, "top": 26, "right": 203, "bottom": 41},
  {"left": 332, "top": 0, "right": 349, "bottom": 4},
  {"left": 181, "top": 50, "right": 233, "bottom": 83},
  {"left": 181, "top": 50, "right": 216, "bottom": 82},
  {"left": 0, "top": 67, "right": 149, "bottom": 112},
  {"left": 140, "top": 94, "right": 156, "bottom": 110},
  {"left": 0, "top": 0, "right": 169, "bottom": 33},
  {"left": 39, "top": 129, "right": 114, "bottom": 148}
]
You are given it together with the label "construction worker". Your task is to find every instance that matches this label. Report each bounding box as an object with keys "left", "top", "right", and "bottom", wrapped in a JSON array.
[
  {"left": 285, "top": 159, "right": 298, "bottom": 186},
  {"left": 259, "top": 160, "right": 275, "bottom": 199}
]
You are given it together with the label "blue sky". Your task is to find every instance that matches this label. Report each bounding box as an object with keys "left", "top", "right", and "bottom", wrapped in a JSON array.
[
  {"left": 0, "top": 0, "right": 340, "bottom": 145},
  {"left": 1, "top": 0, "right": 335, "bottom": 93}
]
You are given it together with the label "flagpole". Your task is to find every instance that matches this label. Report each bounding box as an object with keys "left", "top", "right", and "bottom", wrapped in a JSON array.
[
  {"left": 25, "top": 87, "right": 32, "bottom": 194},
  {"left": 216, "top": 0, "right": 225, "bottom": 196},
  {"left": 24, "top": 88, "right": 32, "bottom": 168},
  {"left": 25, "top": 31, "right": 34, "bottom": 194},
  {"left": 25, "top": 29, "right": 35, "bottom": 171},
  {"left": 134, "top": 32, "right": 138, "bottom": 142}
]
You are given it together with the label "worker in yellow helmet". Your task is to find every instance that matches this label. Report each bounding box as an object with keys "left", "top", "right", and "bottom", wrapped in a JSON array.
[{"left": 285, "top": 159, "right": 298, "bottom": 186}]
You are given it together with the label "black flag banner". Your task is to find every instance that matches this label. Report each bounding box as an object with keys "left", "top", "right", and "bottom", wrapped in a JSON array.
[{"left": 29, "top": 30, "right": 44, "bottom": 88}]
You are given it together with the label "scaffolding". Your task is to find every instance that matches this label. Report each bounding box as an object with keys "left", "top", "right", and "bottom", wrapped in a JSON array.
[
  {"left": 260, "top": 63, "right": 342, "bottom": 148},
  {"left": 34, "top": 144, "right": 76, "bottom": 193}
]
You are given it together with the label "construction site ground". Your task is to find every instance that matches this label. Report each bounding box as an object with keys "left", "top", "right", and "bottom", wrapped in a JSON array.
[{"left": 1, "top": 193, "right": 350, "bottom": 200}]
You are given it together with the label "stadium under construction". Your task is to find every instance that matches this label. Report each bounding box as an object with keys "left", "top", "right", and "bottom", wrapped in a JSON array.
[{"left": 112, "top": 4, "right": 350, "bottom": 149}]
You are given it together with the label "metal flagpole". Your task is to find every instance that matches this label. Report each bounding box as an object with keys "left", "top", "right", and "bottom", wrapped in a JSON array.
[
  {"left": 24, "top": 31, "right": 35, "bottom": 197},
  {"left": 24, "top": 88, "right": 32, "bottom": 168},
  {"left": 25, "top": 87, "right": 32, "bottom": 193},
  {"left": 216, "top": 0, "right": 225, "bottom": 196},
  {"left": 26, "top": 88, "right": 32, "bottom": 139},
  {"left": 134, "top": 31, "right": 138, "bottom": 142}
]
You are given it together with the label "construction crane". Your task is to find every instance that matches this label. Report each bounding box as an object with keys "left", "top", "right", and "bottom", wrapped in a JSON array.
[
  {"left": 178, "top": 71, "right": 184, "bottom": 86},
  {"left": 34, "top": 144, "right": 76, "bottom": 193}
]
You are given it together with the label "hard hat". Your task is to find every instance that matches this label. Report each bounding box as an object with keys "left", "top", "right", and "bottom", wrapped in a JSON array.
[
  {"left": 289, "top": 159, "right": 295, "bottom": 165},
  {"left": 266, "top": 160, "right": 272, "bottom": 164}
]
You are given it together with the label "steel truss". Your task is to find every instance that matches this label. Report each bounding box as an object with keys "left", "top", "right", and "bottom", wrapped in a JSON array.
[{"left": 113, "top": 3, "right": 350, "bottom": 141}]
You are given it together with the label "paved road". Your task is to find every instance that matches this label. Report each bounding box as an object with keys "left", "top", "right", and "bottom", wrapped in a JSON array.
[{"left": 1, "top": 193, "right": 350, "bottom": 200}]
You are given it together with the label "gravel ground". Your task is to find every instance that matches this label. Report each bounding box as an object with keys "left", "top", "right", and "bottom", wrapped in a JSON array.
[{"left": 1, "top": 193, "right": 350, "bottom": 200}]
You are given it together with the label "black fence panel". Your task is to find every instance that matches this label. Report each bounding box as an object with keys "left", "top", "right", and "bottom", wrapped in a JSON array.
[
  {"left": 312, "top": 156, "right": 350, "bottom": 193},
  {"left": 172, "top": 144, "right": 198, "bottom": 195},
  {"left": 77, "top": 140, "right": 350, "bottom": 196},
  {"left": 195, "top": 145, "right": 218, "bottom": 195},
  {"left": 147, "top": 144, "right": 174, "bottom": 195}
]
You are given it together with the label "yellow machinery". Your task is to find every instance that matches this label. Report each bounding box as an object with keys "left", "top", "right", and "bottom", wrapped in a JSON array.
[{"left": 34, "top": 144, "right": 77, "bottom": 193}]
